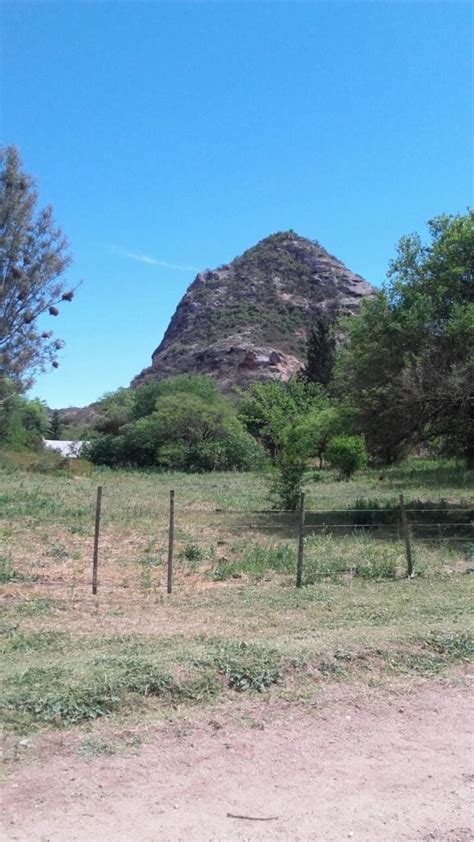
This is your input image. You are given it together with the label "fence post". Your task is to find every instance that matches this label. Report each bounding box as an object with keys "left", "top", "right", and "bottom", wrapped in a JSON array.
[
  {"left": 296, "top": 493, "right": 306, "bottom": 588},
  {"left": 167, "top": 489, "right": 175, "bottom": 594},
  {"left": 399, "top": 493, "right": 413, "bottom": 578},
  {"left": 92, "top": 486, "right": 102, "bottom": 595}
]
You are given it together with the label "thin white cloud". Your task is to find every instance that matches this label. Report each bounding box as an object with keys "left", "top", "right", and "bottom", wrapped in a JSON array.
[{"left": 110, "top": 245, "right": 198, "bottom": 272}]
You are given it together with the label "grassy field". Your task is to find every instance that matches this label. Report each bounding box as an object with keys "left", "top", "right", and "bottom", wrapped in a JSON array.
[{"left": 1, "top": 457, "right": 473, "bottom": 752}]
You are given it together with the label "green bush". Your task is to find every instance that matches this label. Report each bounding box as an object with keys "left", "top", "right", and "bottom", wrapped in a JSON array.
[
  {"left": 269, "top": 450, "right": 307, "bottom": 510},
  {"left": 0, "top": 382, "right": 48, "bottom": 451},
  {"left": 326, "top": 435, "right": 367, "bottom": 479},
  {"left": 86, "top": 385, "right": 267, "bottom": 473}
]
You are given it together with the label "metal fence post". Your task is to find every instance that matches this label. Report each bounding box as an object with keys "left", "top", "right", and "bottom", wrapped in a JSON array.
[
  {"left": 167, "top": 489, "right": 175, "bottom": 594},
  {"left": 399, "top": 493, "right": 414, "bottom": 578},
  {"left": 296, "top": 493, "right": 306, "bottom": 588},
  {"left": 92, "top": 486, "right": 102, "bottom": 595}
]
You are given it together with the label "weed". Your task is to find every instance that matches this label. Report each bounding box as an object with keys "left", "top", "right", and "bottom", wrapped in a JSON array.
[
  {"left": 214, "top": 641, "right": 283, "bottom": 692},
  {"left": 211, "top": 542, "right": 295, "bottom": 581},
  {"left": 47, "top": 543, "right": 69, "bottom": 561},
  {"left": 384, "top": 631, "right": 473, "bottom": 676},
  {"left": 0, "top": 555, "right": 24, "bottom": 584},
  {"left": 355, "top": 554, "right": 397, "bottom": 580},
  {"left": 422, "top": 631, "right": 473, "bottom": 661},
  {"left": 1, "top": 630, "right": 69, "bottom": 653},
  {"left": 1, "top": 665, "right": 121, "bottom": 728},
  {"left": 318, "top": 660, "right": 347, "bottom": 678},
  {"left": 79, "top": 738, "right": 116, "bottom": 758},
  {"left": 15, "top": 598, "right": 64, "bottom": 616},
  {"left": 181, "top": 543, "right": 204, "bottom": 564},
  {"left": 138, "top": 558, "right": 154, "bottom": 594}
]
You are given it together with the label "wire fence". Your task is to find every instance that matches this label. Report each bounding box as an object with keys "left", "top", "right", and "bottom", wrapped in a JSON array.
[
  {"left": 90, "top": 488, "right": 473, "bottom": 594},
  {"left": 6, "top": 486, "right": 472, "bottom": 598}
]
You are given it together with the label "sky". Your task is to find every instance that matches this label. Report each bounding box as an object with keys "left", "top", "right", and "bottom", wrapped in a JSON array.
[{"left": 1, "top": 0, "right": 472, "bottom": 408}]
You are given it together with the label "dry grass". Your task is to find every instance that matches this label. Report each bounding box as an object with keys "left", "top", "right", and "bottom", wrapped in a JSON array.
[{"left": 0, "top": 460, "right": 472, "bottom": 740}]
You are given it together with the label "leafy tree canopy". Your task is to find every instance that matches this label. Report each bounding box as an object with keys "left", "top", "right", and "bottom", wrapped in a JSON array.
[
  {"left": 239, "top": 378, "right": 327, "bottom": 456},
  {"left": 334, "top": 211, "right": 473, "bottom": 464},
  {"left": 86, "top": 375, "right": 266, "bottom": 472},
  {"left": 300, "top": 316, "right": 336, "bottom": 388},
  {"left": 0, "top": 378, "right": 48, "bottom": 450},
  {"left": 0, "top": 146, "right": 74, "bottom": 390}
]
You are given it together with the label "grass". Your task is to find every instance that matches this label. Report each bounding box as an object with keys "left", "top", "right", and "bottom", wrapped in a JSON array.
[
  {"left": 0, "top": 457, "right": 472, "bottom": 737},
  {"left": 0, "top": 554, "right": 25, "bottom": 584}
]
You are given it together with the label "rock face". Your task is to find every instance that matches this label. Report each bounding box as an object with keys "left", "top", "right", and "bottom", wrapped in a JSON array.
[{"left": 132, "top": 231, "right": 375, "bottom": 391}]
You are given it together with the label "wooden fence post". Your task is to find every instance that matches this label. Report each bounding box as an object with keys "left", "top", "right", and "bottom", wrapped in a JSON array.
[
  {"left": 167, "top": 489, "right": 175, "bottom": 594},
  {"left": 296, "top": 493, "right": 306, "bottom": 588},
  {"left": 92, "top": 486, "right": 102, "bottom": 595},
  {"left": 399, "top": 493, "right": 413, "bottom": 578}
]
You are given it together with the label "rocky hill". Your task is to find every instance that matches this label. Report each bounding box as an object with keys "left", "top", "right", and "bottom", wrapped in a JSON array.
[{"left": 132, "top": 231, "right": 375, "bottom": 391}]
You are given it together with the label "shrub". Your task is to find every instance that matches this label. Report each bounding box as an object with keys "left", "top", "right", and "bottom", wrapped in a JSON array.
[
  {"left": 326, "top": 435, "right": 367, "bottom": 479},
  {"left": 86, "top": 394, "right": 267, "bottom": 473},
  {"left": 82, "top": 435, "right": 126, "bottom": 467},
  {"left": 269, "top": 450, "right": 307, "bottom": 510}
]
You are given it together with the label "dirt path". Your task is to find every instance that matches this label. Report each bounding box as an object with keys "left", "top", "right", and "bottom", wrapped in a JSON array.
[{"left": 2, "top": 684, "right": 472, "bottom": 842}]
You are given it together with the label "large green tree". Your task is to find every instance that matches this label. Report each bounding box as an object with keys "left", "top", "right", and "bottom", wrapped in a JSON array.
[
  {"left": 0, "top": 146, "right": 74, "bottom": 390},
  {"left": 335, "top": 211, "right": 474, "bottom": 464},
  {"left": 239, "top": 378, "right": 327, "bottom": 457},
  {"left": 300, "top": 316, "right": 336, "bottom": 388}
]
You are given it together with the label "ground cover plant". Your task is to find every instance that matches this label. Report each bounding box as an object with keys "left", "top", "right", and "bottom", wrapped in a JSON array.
[{"left": 0, "top": 457, "right": 472, "bottom": 743}]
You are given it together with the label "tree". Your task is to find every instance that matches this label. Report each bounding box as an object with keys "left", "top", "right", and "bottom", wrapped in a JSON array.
[
  {"left": 300, "top": 316, "right": 335, "bottom": 387},
  {"left": 239, "top": 379, "right": 327, "bottom": 457},
  {"left": 269, "top": 405, "right": 350, "bottom": 509},
  {"left": 0, "top": 378, "right": 48, "bottom": 449},
  {"left": 334, "top": 211, "right": 474, "bottom": 465},
  {"left": 132, "top": 374, "right": 219, "bottom": 420},
  {"left": 94, "top": 388, "right": 135, "bottom": 435},
  {"left": 48, "top": 409, "right": 61, "bottom": 439},
  {"left": 326, "top": 435, "right": 367, "bottom": 479},
  {"left": 0, "top": 146, "right": 74, "bottom": 390}
]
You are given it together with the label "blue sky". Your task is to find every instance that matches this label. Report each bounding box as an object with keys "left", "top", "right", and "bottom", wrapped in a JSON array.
[{"left": 1, "top": 1, "right": 472, "bottom": 408}]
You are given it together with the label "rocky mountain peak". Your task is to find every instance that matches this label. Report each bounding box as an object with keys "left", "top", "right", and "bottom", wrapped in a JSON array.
[{"left": 132, "top": 231, "right": 375, "bottom": 391}]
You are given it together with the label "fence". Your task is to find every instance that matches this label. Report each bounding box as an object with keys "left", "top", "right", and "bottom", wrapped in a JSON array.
[{"left": 87, "top": 487, "right": 473, "bottom": 595}]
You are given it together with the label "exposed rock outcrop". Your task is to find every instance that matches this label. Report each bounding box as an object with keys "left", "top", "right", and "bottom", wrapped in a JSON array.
[{"left": 132, "top": 231, "right": 375, "bottom": 391}]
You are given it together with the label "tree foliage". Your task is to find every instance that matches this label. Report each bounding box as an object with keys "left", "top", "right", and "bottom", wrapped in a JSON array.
[
  {"left": 334, "top": 211, "right": 474, "bottom": 464},
  {"left": 86, "top": 375, "right": 267, "bottom": 472},
  {"left": 239, "top": 378, "right": 327, "bottom": 457},
  {"left": 0, "top": 379, "right": 48, "bottom": 450},
  {"left": 0, "top": 146, "right": 75, "bottom": 389},
  {"left": 326, "top": 435, "right": 367, "bottom": 479},
  {"left": 300, "top": 316, "right": 336, "bottom": 387}
]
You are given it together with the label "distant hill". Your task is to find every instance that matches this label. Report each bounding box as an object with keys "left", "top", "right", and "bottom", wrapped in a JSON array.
[{"left": 132, "top": 230, "right": 375, "bottom": 391}]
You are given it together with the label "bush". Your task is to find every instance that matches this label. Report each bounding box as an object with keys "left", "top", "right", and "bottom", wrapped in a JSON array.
[
  {"left": 326, "top": 435, "right": 367, "bottom": 479},
  {"left": 186, "top": 430, "right": 267, "bottom": 473},
  {"left": 82, "top": 435, "right": 126, "bottom": 467},
  {"left": 85, "top": 389, "right": 267, "bottom": 473},
  {"left": 269, "top": 452, "right": 306, "bottom": 510}
]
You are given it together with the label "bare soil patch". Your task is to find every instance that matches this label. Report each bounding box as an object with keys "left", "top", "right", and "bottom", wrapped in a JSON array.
[{"left": 2, "top": 682, "right": 472, "bottom": 842}]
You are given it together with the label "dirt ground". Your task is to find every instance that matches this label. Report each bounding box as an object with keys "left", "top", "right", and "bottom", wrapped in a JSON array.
[{"left": 1, "top": 682, "right": 472, "bottom": 842}]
